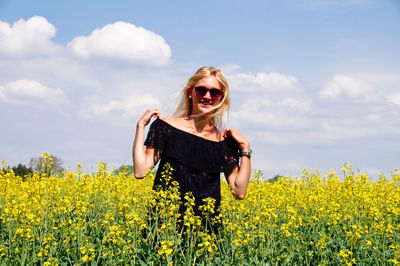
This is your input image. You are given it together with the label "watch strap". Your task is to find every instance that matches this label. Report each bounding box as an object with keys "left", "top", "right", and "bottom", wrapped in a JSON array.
[{"left": 240, "top": 149, "right": 252, "bottom": 158}]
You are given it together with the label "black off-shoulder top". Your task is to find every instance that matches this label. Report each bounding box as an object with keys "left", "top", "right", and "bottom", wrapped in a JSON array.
[{"left": 144, "top": 118, "right": 240, "bottom": 216}]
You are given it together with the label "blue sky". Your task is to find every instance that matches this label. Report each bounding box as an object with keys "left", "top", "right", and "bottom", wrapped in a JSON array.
[{"left": 1, "top": 0, "right": 399, "bottom": 178}]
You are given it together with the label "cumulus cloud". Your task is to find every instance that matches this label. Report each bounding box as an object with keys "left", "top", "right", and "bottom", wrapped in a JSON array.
[
  {"left": 79, "top": 94, "right": 161, "bottom": 126},
  {"left": 319, "top": 75, "right": 378, "bottom": 102},
  {"left": 0, "top": 79, "right": 65, "bottom": 104},
  {"left": 225, "top": 69, "right": 298, "bottom": 92},
  {"left": 67, "top": 21, "right": 171, "bottom": 66},
  {"left": 0, "top": 16, "right": 59, "bottom": 57}
]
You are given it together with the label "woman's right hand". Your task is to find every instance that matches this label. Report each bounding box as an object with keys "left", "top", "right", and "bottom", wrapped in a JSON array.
[
  {"left": 137, "top": 108, "right": 161, "bottom": 127},
  {"left": 133, "top": 108, "right": 161, "bottom": 178}
]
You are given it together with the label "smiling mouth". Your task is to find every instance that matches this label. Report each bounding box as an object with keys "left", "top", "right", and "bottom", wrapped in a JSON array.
[
  {"left": 199, "top": 100, "right": 212, "bottom": 106},
  {"left": 200, "top": 102, "right": 212, "bottom": 107}
]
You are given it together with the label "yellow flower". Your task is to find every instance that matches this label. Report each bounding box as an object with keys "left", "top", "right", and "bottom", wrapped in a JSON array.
[{"left": 81, "top": 254, "right": 89, "bottom": 262}]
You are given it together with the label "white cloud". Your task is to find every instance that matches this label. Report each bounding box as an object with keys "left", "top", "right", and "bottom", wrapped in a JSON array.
[
  {"left": 320, "top": 122, "right": 369, "bottom": 138},
  {"left": 0, "top": 79, "right": 65, "bottom": 104},
  {"left": 368, "top": 114, "right": 381, "bottom": 121},
  {"left": 251, "top": 121, "right": 385, "bottom": 146},
  {"left": 319, "top": 75, "right": 378, "bottom": 102},
  {"left": 231, "top": 98, "right": 310, "bottom": 128},
  {"left": 220, "top": 64, "right": 241, "bottom": 73},
  {"left": 252, "top": 131, "right": 291, "bottom": 145},
  {"left": 227, "top": 70, "right": 298, "bottom": 92},
  {"left": 300, "top": 122, "right": 400, "bottom": 145},
  {"left": 0, "top": 16, "right": 59, "bottom": 57},
  {"left": 387, "top": 93, "right": 400, "bottom": 106},
  {"left": 277, "top": 97, "right": 311, "bottom": 111},
  {"left": 67, "top": 21, "right": 171, "bottom": 66},
  {"left": 79, "top": 94, "right": 161, "bottom": 126}
]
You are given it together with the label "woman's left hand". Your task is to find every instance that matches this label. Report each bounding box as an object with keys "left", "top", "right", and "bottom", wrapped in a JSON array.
[{"left": 224, "top": 128, "right": 250, "bottom": 152}]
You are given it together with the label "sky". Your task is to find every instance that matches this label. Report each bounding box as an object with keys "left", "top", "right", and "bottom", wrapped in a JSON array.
[{"left": 1, "top": 0, "right": 399, "bottom": 179}]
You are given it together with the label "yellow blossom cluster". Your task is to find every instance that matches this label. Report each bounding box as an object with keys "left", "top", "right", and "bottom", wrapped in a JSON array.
[{"left": 0, "top": 157, "right": 399, "bottom": 264}]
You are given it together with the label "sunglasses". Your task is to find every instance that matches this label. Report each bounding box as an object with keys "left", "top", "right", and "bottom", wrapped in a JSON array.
[{"left": 194, "top": 86, "right": 224, "bottom": 99}]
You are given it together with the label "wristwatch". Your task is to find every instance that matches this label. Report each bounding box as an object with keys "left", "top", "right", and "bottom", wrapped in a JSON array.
[{"left": 240, "top": 149, "right": 252, "bottom": 158}]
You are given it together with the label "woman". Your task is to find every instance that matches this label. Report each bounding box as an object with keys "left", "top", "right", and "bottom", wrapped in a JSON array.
[{"left": 132, "top": 66, "right": 251, "bottom": 229}]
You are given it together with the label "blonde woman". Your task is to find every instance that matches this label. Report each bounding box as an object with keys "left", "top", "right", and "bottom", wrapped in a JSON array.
[{"left": 133, "top": 66, "right": 251, "bottom": 228}]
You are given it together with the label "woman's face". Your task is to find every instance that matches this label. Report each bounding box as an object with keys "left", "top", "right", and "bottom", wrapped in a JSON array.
[{"left": 189, "top": 76, "right": 223, "bottom": 116}]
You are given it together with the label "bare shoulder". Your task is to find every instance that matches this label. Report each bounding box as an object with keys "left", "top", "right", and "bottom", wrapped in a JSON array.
[
  {"left": 160, "top": 116, "right": 178, "bottom": 127},
  {"left": 160, "top": 117, "right": 196, "bottom": 133},
  {"left": 160, "top": 116, "right": 174, "bottom": 123},
  {"left": 160, "top": 116, "right": 187, "bottom": 127}
]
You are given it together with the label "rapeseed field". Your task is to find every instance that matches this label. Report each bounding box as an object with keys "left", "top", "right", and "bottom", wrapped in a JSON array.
[{"left": 0, "top": 153, "right": 399, "bottom": 265}]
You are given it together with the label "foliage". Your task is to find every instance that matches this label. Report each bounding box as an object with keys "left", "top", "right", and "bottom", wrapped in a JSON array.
[
  {"left": 12, "top": 163, "right": 33, "bottom": 177},
  {"left": 112, "top": 165, "right": 133, "bottom": 175},
  {"left": 29, "top": 153, "right": 64, "bottom": 175},
  {"left": 268, "top": 174, "right": 284, "bottom": 183},
  {"left": 1, "top": 164, "right": 32, "bottom": 181},
  {"left": 0, "top": 157, "right": 399, "bottom": 265}
]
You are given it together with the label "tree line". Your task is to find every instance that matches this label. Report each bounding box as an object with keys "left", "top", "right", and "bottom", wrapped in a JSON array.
[
  {"left": 1, "top": 154, "right": 64, "bottom": 180},
  {"left": 1, "top": 154, "right": 134, "bottom": 179},
  {"left": 2, "top": 153, "right": 281, "bottom": 182}
]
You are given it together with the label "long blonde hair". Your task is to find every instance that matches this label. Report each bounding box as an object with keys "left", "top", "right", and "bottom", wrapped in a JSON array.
[{"left": 172, "top": 66, "right": 230, "bottom": 130}]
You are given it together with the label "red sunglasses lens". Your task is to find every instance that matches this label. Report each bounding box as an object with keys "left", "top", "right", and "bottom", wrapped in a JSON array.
[
  {"left": 195, "top": 86, "right": 207, "bottom": 97},
  {"left": 194, "top": 87, "right": 223, "bottom": 99},
  {"left": 210, "top": 89, "right": 223, "bottom": 98}
]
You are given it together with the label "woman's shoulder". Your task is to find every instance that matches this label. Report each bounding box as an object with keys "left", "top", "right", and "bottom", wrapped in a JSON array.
[
  {"left": 159, "top": 116, "right": 184, "bottom": 127},
  {"left": 150, "top": 116, "right": 185, "bottom": 136},
  {"left": 149, "top": 116, "right": 173, "bottom": 127},
  {"left": 158, "top": 116, "right": 193, "bottom": 134}
]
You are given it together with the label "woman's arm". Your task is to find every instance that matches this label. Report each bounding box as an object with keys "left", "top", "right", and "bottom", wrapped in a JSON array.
[
  {"left": 224, "top": 128, "right": 251, "bottom": 199},
  {"left": 132, "top": 108, "right": 161, "bottom": 178}
]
